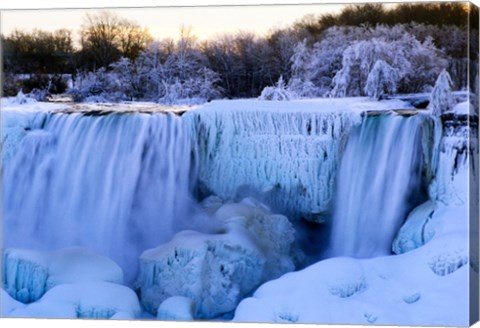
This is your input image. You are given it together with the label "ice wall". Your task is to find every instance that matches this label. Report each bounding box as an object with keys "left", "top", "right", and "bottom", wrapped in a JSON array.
[
  {"left": 185, "top": 100, "right": 361, "bottom": 222},
  {"left": 2, "top": 111, "right": 206, "bottom": 282}
]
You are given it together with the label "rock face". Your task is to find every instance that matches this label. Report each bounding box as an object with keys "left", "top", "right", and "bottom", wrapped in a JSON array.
[
  {"left": 136, "top": 198, "right": 296, "bottom": 319},
  {"left": 185, "top": 100, "right": 361, "bottom": 222}
]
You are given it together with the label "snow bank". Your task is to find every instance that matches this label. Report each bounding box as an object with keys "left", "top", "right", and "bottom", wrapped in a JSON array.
[
  {"left": 234, "top": 204, "right": 469, "bottom": 326},
  {"left": 157, "top": 296, "right": 196, "bottom": 321},
  {"left": 1, "top": 289, "right": 26, "bottom": 316},
  {"left": 136, "top": 198, "right": 295, "bottom": 319},
  {"left": 7, "top": 282, "right": 141, "bottom": 319},
  {"left": 2, "top": 247, "right": 123, "bottom": 303}
]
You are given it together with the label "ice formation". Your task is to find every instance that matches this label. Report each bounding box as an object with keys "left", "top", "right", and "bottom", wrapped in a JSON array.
[
  {"left": 392, "top": 200, "right": 436, "bottom": 254},
  {"left": 233, "top": 100, "right": 473, "bottom": 326},
  {"left": 136, "top": 198, "right": 295, "bottom": 319},
  {"left": 1, "top": 95, "right": 474, "bottom": 324},
  {"left": 185, "top": 99, "right": 362, "bottom": 221},
  {"left": 6, "top": 282, "right": 141, "bottom": 319},
  {"left": 2, "top": 247, "right": 123, "bottom": 303}
]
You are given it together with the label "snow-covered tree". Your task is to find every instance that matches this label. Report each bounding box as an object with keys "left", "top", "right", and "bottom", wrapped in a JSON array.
[
  {"left": 430, "top": 69, "right": 454, "bottom": 116},
  {"left": 259, "top": 76, "right": 293, "bottom": 101},
  {"left": 109, "top": 57, "right": 140, "bottom": 100},
  {"left": 287, "top": 39, "right": 318, "bottom": 98},
  {"left": 330, "top": 33, "right": 447, "bottom": 97},
  {"left": 365, "top": 60, "right": 398, "bottom": 100}
]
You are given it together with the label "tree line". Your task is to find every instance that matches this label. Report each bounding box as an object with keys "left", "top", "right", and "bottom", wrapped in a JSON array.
[{"left": 1, "top": 2, "right": 478, "bottom": 101}]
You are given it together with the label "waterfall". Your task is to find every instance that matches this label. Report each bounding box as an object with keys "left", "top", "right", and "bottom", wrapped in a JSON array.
[
  {"left": 2, "top": 111, "right": 209, "bottom": 281},
  {"left": 328, "top": 113, "right": 427, "bottom": 258}
]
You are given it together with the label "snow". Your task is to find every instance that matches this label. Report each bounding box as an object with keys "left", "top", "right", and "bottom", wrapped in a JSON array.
[
  {"left": 2, "top": 247, "right": 124, "bottom": 303},
  {"left": 392, "top": 200, "right": 436, "bottom": 254},
  {"left": 6, "top": 282, "right": 141, "bottom": 319},
  {"left": 449, "top": 101, "right": 472, "bottom": 115},
  {"left": 234, "top": 204, "right": 469, "bottom": 326},
  {"left": 136, "top": 198, "right": 296, "bottom": 319},
  {"left": 157, "top": 296, "right": 196, "bottom": 321}
]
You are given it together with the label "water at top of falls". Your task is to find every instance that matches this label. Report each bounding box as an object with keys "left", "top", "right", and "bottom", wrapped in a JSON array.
[
  {"left": 328, "top": 113, "right": 427, "bottom": 258},
  {"left": 2, "top": 111, "right": 213, "bottom": 282}
]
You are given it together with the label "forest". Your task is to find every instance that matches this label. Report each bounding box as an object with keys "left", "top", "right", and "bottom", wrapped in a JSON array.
[{"left": 1, "top": 2, "right": 478, "bottom": 103}]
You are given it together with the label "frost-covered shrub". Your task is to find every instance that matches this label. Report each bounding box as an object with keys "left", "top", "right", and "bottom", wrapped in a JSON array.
[
  {"left": 259, "top": 76, "right": 294, "bottom": 101},
  {"left": 430, "top": 70, "right": 454, "bottom": 116},
  {"left": 70, "top": 68, "right": 126, "bottom": 102},
  {"left": 364, "top": 60, "right": 398, "bottom": 100}
]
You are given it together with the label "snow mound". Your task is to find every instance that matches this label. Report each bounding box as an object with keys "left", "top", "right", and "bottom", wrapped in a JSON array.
[
  {"left": 3, "top": 247, "right": 124, "bottom": 303},
  {"left": 326, "top": 258, "right": 367, "bottom": 298},
  {"left": 1, "top": 289, "right": 26, "bottom": 316},
  {"left": 136, "top": 198, "right": 296, "bottom": 319},
  {"left": 392, "top": 200, "right": 436, "bottom": 254},
  {"left": 157, "top": 296, "right": 196, "bottom": 321},
  {"left": 258, "top": 76, "right": 294, "bottom": 101},
  {"left": 8, "top": 282, "right": 140, "bottom": 319}
]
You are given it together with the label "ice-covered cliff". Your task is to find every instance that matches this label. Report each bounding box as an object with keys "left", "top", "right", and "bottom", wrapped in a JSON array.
[{"left": 184, "top": 99, "right": 368, "bottom": 222}]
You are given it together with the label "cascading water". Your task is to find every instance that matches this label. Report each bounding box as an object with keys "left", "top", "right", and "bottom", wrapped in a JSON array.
[
  {"left": 328, "top": 113, "right": 427, "bottom": 258},
  {"left": 2, "top": 111, "right": 212, "bottom": 282}
]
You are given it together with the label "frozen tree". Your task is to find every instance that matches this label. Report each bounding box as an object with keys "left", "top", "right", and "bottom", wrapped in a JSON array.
[
  {"left": 259, "top": 76, "right": 293, "bottom": 101},
  {"left": 330, "top": 33, "right": 447, "bottom": 97},
  {"left": 430, "top": 69, "right": 454, "bottom": 116},
  {"left": 287, "top": 39, "right": 318, "bottom": 97},
  {"left": 290, "top": 39, "right": 310, "bottom": 78},
  {"left": 365, "top": 60, "right": 398, "bottom": 100},
  {"left": 109, "top": 57, "right": 140, "bottom": 100}
]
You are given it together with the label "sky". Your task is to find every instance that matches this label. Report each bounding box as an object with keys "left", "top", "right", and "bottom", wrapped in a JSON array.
[
  {"left": 2, "top": 0, "right": 476, "bottom": 42},
  {"left": 0, "top": 3, "right": 345, "bottom": 42}
]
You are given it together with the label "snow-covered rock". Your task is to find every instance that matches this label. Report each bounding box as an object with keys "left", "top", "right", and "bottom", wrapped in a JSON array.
[
  {"left": 7, "top": 282, "right": 141, "bottom": 319},
  {"left": 2, "top": 247, "right": 124, "bottom": 303},
  {"left": 157, "top": 296, "right": 196, "bottom": 321},
  {"left": 392, "top": 200, "right": 436, "bottom": 254},
  {"left": 136, "top": 198, "right": 296, "bottom": 319}
]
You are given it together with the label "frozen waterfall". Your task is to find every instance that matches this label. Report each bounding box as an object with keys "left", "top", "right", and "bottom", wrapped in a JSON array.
[
  {"left": 328, "top": 113, "right": 428, "bottom": 258},
  {"left": 2, "top": 111, "right": 208, "bottom": 281}
]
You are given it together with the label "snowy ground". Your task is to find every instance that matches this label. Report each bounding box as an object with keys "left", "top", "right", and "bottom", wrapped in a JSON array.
[{"left": 1, "top": 95, "right": 476, "bottom": 325}]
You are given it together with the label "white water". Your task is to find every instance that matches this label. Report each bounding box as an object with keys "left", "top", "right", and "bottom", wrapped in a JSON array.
[
  {"left": 2, "top": 112, "right": 211, "bottom": 282},
  {"left": 329, "top": 113, "right": 426, "bottom": 258}
]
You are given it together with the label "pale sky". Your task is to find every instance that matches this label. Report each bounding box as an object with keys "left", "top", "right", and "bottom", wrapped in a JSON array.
[{"left": 1, "top": 1, "right": 348, "bottom": 43}]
